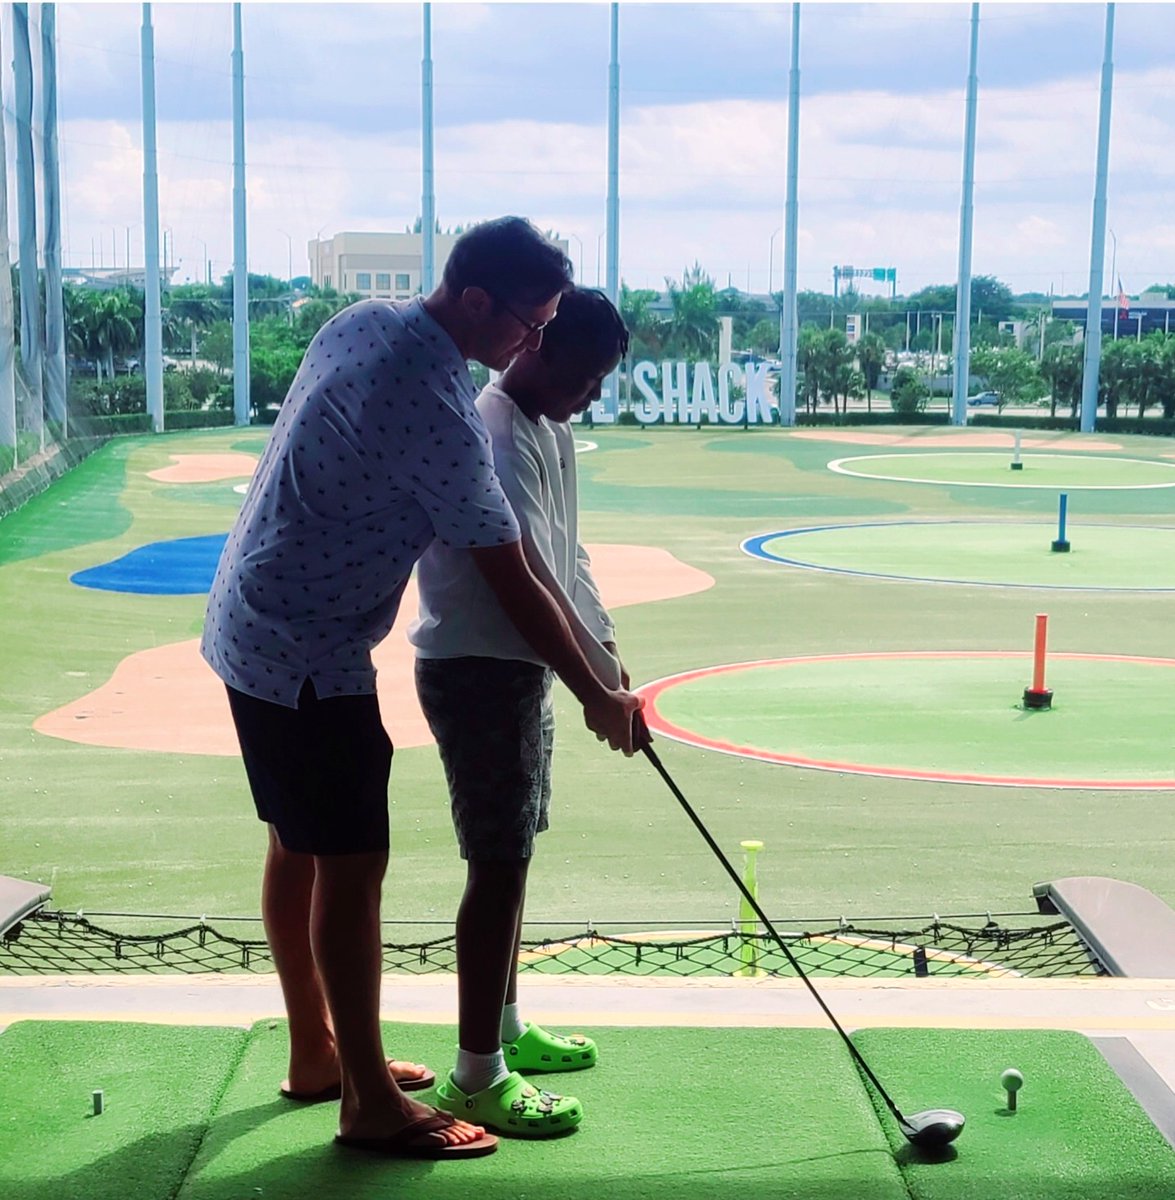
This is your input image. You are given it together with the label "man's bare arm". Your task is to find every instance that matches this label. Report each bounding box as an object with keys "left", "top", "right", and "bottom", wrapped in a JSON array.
[{"left": 469, "top": 541, "right": 640, "bottom": 754}]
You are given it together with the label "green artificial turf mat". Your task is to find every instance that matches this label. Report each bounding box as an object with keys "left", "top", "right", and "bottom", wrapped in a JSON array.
[
  {"left": 176, "top": 1020, "right": 908, "bottom": 1200},
  {"left": 852, "top": 1028, "right": 1175, "bottom": 1198},
  {"left": 0, "top": 1020, "right": 247, "bottom": 1200}
]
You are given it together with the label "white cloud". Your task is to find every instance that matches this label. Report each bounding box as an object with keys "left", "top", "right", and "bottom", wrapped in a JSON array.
[{"left": 38, "top": 7, "right": 1175, "bottom": 297}]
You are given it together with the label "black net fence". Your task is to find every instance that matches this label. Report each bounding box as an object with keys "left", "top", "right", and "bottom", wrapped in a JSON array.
[{"left": 0, "top": 908, "right": 1105, "bottom": 979}]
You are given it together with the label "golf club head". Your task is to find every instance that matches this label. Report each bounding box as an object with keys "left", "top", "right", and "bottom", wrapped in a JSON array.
[{"left": 898, "top": 1108, "right": 965, "bottom": 1149}]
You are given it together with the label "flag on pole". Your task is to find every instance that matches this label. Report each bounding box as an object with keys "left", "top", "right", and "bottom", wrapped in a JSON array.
[{"left": 1118, "top": 276, "right": 1130, "bottom": 318}]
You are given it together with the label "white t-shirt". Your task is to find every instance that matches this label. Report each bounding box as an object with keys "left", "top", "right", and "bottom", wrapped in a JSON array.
[
  {"left": 410, "top": 384, "right": 619, "bottom": 685},
  {"left": 201, "top": 299, "right": 520, "bottom": 708}
]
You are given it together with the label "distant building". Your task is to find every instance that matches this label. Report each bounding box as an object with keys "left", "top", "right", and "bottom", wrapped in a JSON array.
[
  {"left": 308, "top": 230, "right": 570, "bottom": 298},
  {"left": 1051, "top": 291, "right": 1175, "bottom": 338},
  {"left": 64, "top": 266, "right": 177, "bottom": 291}
]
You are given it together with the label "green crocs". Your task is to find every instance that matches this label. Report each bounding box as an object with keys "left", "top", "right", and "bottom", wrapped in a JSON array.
[
  {"left": 503, "top": 1021, "right": 598, "bottom": 1073},
  {"left": 436, "top": 1070, "right": 582, "bottom": 1139}
]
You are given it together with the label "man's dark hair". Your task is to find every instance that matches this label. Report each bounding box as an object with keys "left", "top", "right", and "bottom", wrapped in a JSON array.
[
  {"left": 443, "top": 216, "right": 573, "bottom": 306},
  {"left": 539, "top": 287, "right": 630, "bottom": 378}
]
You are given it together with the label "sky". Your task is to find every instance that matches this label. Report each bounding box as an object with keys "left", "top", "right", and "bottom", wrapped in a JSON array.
[{"left": 6, "top": 0, "right": 1175, "bottom": 298}]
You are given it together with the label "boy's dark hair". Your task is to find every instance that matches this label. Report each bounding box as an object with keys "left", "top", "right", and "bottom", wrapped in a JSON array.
[
  {"left": 443, "top": 216, "right": 573, "bottom": 307},
  {"left": 539, "top": 286, "right": 630, "bottom": 378}
]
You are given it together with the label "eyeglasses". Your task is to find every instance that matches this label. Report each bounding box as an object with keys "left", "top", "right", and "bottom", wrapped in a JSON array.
[{"left": 495, "top": 298, "right": 551, "bottom": 340}]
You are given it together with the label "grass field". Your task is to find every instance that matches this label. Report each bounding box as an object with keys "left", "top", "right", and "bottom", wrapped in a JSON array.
[{"left": 2, "top": 424, "right": 1174, "bottom": 929}]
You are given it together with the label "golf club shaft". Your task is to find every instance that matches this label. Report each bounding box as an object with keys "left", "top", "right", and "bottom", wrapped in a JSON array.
[{"left": 639, "top": 738, "right": 909, "bottom": 1126}]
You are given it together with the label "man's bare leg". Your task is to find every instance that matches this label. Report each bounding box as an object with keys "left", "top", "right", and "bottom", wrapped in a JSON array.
[
  {"left": 311, "top": 850, "right": 484, "bottom": 1145},
  {"left": 260, "top": 828, "right": 430, "bottom": 1095}
]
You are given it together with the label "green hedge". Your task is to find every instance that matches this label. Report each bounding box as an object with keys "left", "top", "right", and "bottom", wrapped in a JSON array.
[
  {"left": 969, "top": 413, "right": 1175, "bottom": 438},
  {"left": 68, "top": 413, "right": 153, "bottom": 437},
  {"left": 164, "top": 409, "right": 236, "bottom": 431}
]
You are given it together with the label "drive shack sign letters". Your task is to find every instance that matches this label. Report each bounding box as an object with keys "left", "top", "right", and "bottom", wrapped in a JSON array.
[{"left": 589, "top": 360, "right": 780, "bottom": 425}]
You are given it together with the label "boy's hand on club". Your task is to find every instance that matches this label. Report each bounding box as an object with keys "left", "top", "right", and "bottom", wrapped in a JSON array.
[{"left": 585, "top": 688, "right": 644, "bottom": 755}]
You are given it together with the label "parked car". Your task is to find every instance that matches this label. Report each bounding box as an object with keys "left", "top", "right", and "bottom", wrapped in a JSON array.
[{"left": 967, "top": 390, "right": 1001, "bottom": 407}]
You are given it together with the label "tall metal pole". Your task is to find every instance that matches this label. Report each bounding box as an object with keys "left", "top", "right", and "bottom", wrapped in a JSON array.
[
  {"left": 1080, "top": 4, "right": 1115, "bottom": 434},
  {"left": 41, "top": 5, "right": 66, "bottom": 437},
  {"left": 778, "top": 3, "right": 801, "bottom": 427},
  {"left": 604, "top": 3, "right": 620, "bottom": 419},
  {"left": 13, "top": 4, "right": 42, "bottom": 448},
  {"left": 0, "top": 16, "right": 16, "bottom": 462},
  {"left": 141, "top": 4, "right": 164, "bottom": 432},
  {"left": 231, "top": 3, "right": 250, "bottom": 425},
  {"left": 950, "top": 4, "right": 980, "bottom": 427},
  {"left": 421, "top": 3, "right": 436, "bottom": 294}
]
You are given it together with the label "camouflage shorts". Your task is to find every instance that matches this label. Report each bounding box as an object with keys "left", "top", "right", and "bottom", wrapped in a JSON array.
[{"left": 415, "top": 657, "right": 555, "bottom": 862}]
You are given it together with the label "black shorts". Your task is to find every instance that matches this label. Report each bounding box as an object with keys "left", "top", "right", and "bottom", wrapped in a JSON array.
[{"left": 225, "top": 680, "right": 393, "bottom": 855}]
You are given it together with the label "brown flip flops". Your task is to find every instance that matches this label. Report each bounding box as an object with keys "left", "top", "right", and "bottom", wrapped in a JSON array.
[
  {"left": 335, "top": 1107, "right": 498, "bottom": 1159},
  {"left": 281, "top": 1061, "right": 436, "bottom": 1102}
]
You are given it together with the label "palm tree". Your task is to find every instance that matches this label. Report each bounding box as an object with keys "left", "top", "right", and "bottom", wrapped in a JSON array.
[
  {"left": 167, "top": 289, "right": 224, "bottom": 361},
  {"left": 664, "top": 264, "right": 718, "bottom": 360},
  {"left": 856, "top": 332, "right": 886, "bottom": 413}
]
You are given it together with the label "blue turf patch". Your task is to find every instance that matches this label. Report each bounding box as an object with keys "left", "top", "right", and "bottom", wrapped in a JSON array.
[{"left": 71, "top": 534, "right": 228, "bottom": 595}]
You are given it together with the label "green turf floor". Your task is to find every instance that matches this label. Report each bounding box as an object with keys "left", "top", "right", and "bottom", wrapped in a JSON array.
[
  {"left": 3, "top": 1020, "right": 1173, "bottom": 1199},
  {"left": 828, "top": 452, "right": 1175, "bottom": 490},
  {"left": 853, "top": 1028, "right": 1175, "bottom": 1199},
  {"left": 751, "top": 521, "right": 1175, "bottom": 589},
  {"left": 5, "top": 426, "right": 1175, "bottom": 923},
  {"left": 648, "top": 653, "right": 1175, "bottom": 785}
]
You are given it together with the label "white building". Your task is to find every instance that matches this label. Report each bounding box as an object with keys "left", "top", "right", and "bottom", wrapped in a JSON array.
[{"left": 308, "top": 230, "right": 570, "bottom": 299}]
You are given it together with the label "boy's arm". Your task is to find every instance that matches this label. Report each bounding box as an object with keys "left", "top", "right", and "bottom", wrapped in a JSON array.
[{"left": 470, "top": 541, "right": 638, "bottom": 752}]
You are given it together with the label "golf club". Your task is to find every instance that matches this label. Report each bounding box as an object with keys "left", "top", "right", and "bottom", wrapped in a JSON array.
[{"left": 636, "top": 720, "right": 964, "bottom": 1150}]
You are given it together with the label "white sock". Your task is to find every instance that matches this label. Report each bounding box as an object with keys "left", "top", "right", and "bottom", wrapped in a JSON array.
[
  {"left": 454, "top": 1047, "right": 509, "bottom": 1095},
  {"left": 500, "top": 1002, "right": 527, "bottom": 1045}
]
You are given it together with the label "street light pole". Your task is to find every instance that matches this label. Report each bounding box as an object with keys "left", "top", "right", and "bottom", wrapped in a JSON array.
[
  {"left": 1109, "top": 226, "right": 1118, "bottom": 339},
  {"left": 568, "top": 232, "right": 583, "bottom": 283},
  {"left": 278, "top": 229, "right": 294, "bottom": 324}
]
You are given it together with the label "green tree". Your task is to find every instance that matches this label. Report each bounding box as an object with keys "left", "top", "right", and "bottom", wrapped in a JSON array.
[
  {"left": 1040, "top": 343, "right": 1082, "bottom": 418},
  {"left": 619, "top": 285, "right": 668, "bottom": 362},
  {"left": 202, "top": 321, "right": 234, "bottom": 374},
  {"left": 890, "top": 365, "right": 929, "bottom": 415},
  {"left": 664, "top": 264, "right": 718, "bottom": 360},
  {"left": 855, "top": 332, "right": 886, "bottom": 412},
  {"left": 969, "top": 347, "right": 1045, "bottom": 407}
]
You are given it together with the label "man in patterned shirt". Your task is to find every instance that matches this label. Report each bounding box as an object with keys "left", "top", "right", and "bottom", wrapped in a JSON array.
[{"left": 202, "top": 218, "right": 642, "bottom": 1160}]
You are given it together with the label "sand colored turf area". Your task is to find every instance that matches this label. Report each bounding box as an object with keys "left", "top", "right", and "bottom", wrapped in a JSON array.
[{"left": 33, "top": 548, "right": 713, "bottom": 755}]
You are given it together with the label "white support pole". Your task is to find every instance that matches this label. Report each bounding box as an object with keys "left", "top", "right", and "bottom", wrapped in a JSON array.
[
  {"left": 141, "top": 4, "right": 164, "bottom": 432},
  {"left": 12, "top": 3, "right": 43, "bottom": 448},
  {"left": 950, "top": 4, "right": 980, "bottom": 427},
  {"left": 421, "top": 3, "right": 435, "bottom": 294},
  {"left": 778, "top": 3, "right": 801, "bottom": 426},
  {"left": 41, "top": 5, "right": 66, "bottom": 437},
  {"left": 604, "top": 2, "right": 620, "bottom": 420},
  {"left": 0, "top": 15, "right": 16, "bottom": 461},
  {"left": 231, "top": 3, "right": 250, "bottom": 425},
  {"left": 1080, "top": 4, "right": 1115, "bottom": 434}
]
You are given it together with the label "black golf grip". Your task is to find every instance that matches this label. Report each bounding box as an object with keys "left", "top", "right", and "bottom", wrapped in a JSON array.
[{"left": 637, "top": 733, "right": 907, "bottom": 1124}]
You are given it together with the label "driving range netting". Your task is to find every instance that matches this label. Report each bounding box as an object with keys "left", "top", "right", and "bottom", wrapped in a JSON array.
[{"left": 0, "top": 909, "right": 1105, "bottom": 978}]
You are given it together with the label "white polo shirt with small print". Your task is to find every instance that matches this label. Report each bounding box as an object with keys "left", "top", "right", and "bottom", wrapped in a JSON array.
[{"left": 201, "top": 297, "right": 520, "bottom": 708}]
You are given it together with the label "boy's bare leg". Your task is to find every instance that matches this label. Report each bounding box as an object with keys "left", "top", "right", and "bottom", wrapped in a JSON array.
[
  {"left": 504, "top": 897, "right": 525, "bottom": 1008},
  {"left": 261, "top": 828, "right": 431, "bottom": 1095},
  {"left": 456, "top": 860, "right": 529, "bottom": 1053}
]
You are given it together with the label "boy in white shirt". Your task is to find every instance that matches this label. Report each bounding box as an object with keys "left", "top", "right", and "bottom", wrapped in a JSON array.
[{"left": 411, "top": 288, "right": 630, "bottom": 1137}]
